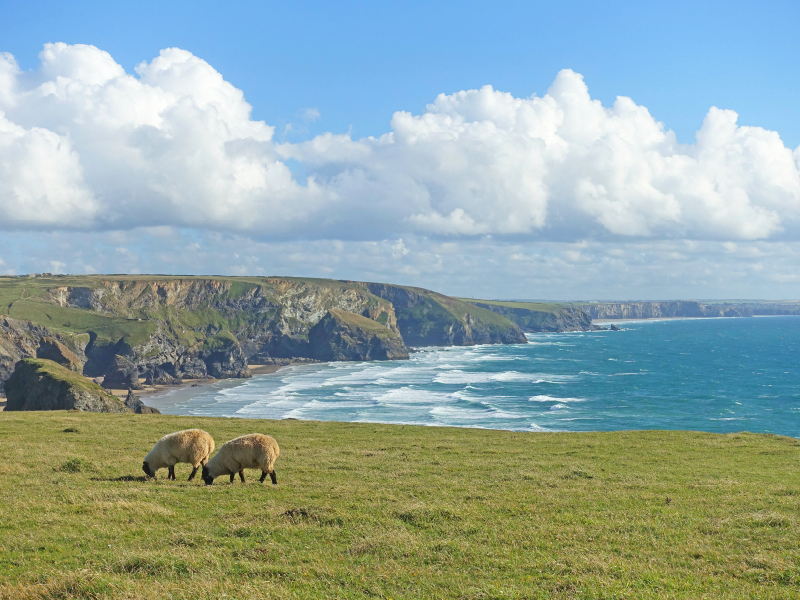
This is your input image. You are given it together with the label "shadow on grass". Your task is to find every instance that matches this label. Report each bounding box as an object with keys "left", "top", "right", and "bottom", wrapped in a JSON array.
[{"left": 90, "top": 475, "right": 148, "bottom": 482}]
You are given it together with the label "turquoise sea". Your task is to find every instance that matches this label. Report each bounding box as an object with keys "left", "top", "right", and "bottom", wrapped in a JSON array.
[{"left": 146, "top": 316, "right": 800, "bottom": 437}]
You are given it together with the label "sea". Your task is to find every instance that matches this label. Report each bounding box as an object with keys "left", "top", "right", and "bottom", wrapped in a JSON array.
[{"left": 145, "top": 316, "right": 800, "bottom": 437}]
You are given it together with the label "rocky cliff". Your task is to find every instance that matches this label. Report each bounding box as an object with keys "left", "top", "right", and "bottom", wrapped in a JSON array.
[
  {"left": 582, "top": 301, "right": 707, "bottom": 320},
  {"left": 5, "top": 359, "right": 130, "bottom": 412},
  {"left": 464, "top": 301, "right": 600, "bottom": 333},
  {"left": 581, "top": 300, "right": 800, "bottom": 320},
  {"left": 0, "top": 275, "right": 527, "bottom": 391},
  {"left": 0, "top": 317, "right": 87, "bottom": 394},
  {"left": 363, "top": 284, "right": 527, "bottom": 345},
  {"left": 308, "top": 309, "right": 409, "bottom": 361}
]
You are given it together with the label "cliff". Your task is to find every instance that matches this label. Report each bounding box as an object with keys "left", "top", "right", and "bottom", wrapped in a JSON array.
[
  {"left": 0, "top": 317, "right": 88, "bottom": 394},
  {"left": 0, "top": 275, "right": 526, "bottom": 391},
  {"left": 363, "top": 284, "right": 527, "bottom": 345},
  {"left": 580, "top": 300, "right": 800, "bottom": 320},
  {"left": 308, "top": 309, "right": 409, "bottom": 361},
  {"left": 581, "top": 301, "right": 708, "bottom": 320},
  {"left": 462, "top": 300, "right": 599, "bottom": 333},
  {"left": 4, "top": 359, "right": 130, "bottom": 412}
]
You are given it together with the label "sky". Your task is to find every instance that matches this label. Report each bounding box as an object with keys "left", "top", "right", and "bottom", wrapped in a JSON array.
[{"left": 1, "top": 0, "right": 799, "bottom": 300}]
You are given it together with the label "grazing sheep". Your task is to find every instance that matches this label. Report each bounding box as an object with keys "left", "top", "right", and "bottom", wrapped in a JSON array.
[
  {"left": 201, "top": 433, "right": 280, "bottom": 486},
  {"left": 142, "top": 429, "right": 215, "bottom": 481}
]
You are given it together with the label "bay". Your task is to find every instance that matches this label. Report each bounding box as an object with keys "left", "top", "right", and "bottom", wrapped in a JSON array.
[{"left": 146, "top": 316, "right": 800, "bottom": 436}]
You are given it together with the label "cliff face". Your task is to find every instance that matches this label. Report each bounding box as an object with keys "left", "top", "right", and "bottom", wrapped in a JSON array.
[
  {"left": 5, "top": 359, "right": 130, "bottom": 412},
  {"left": 583, "top": 301, "right": 707, "bottom": 320},
  {"left": 467, "top": 302, "right": 598, "bottom": 333},
  {"left": 0, "top": 275, "right": 527, "bottom": 391},
  {"left": 364, "top": 284, "right": 527, "bottom": 346},
  {"left": 308, "top": 309, "right": 409, "bottom": 361},
  {"left": 0, "top": 318, "right": 87, "bottom": 394}
]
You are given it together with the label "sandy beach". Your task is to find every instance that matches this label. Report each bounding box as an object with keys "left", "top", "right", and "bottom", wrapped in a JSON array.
[{"left": 104, "top": 363, "right": 286, "bottom": 400}]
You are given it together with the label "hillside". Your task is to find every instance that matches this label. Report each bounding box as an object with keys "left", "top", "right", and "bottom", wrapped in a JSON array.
[
  {"left": 1, "top": 412, "right": 798, "bottom": 599},
  {"left": 0, "top": 275, "right": 525, "bottom": 393}
]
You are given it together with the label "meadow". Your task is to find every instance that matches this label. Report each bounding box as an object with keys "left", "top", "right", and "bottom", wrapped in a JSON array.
[{"left": 0, "top": 412, "right": 798, "bottom": 599}]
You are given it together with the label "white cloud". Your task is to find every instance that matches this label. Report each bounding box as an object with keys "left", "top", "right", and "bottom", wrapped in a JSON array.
[
  {"left": 0, "top": 43, "right": 799, "bottom": 248},
  {"left": 301, "top": 107, "right": 320, "bottom": 123}
]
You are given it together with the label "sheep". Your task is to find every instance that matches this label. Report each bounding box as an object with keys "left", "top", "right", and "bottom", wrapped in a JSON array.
[
  {"left": 201, "top": 433, "right": 280, "bottom": 486},
  {"left": 142, "top": 429, "right": 215, "bottom": 481}
]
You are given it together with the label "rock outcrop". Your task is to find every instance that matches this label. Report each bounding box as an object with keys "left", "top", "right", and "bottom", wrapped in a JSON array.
[
  {"left": 124, "top": 390, "right": 161, "bottom": 414},
  {"left": 101, "top": 354, "right": 143, "bottom": 390},
  {"left": 175, "top": 333, "right": 251, "bottom": 379},
  {"left": 142, "top": 365, "right": 180, "bottom": 385},
  {"left": 36, "top": 337, "right": 83, "bottom": 371},
  {"left": 308, "top": 309, "right": 409, "bottom": 361},
  {"left": 5, "top": 358, "right": 130, "bottom": 413}
]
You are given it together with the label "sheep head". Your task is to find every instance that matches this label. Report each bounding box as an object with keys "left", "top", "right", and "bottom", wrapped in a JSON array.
[{"left": 202, "top": 465, "right": 214, "bottom": 485}]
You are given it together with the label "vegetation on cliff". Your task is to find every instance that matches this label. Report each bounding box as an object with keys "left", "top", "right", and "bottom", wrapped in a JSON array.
[
  {"left": 364, "top": 283, "right": 527, "bottom": 345},
  {"left": 308, "top": 309, "right": 409, "bottom": 361},
  {"left": 1, "top": 411, "right": 798, "bottom": 599},
  {"left": 4, "top": 358, "right": 129, "bottom": 412},
  {"left": 0, "top": 275, "right": 527, "bottom": 393}
]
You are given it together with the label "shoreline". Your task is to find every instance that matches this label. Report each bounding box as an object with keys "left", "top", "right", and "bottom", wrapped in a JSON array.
[
  {"left": 106, "top": 363, "right": 288, "bottom": 402},
  {"left": 1, "top": 363, "right": 292, "bottom": 412}
]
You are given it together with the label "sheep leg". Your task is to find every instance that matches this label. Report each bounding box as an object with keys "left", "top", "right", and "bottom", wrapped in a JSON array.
[
  {"left": 260, "top": 470, "right": 277, "bottom": 485},
  {"left": 229, "top": 472, "right": 235, "bottom": 483},
  {"left": 239, "top": 470, "right": 246, "bottom": 483},
  {"left": 188, "top": 466, "right": 198, "bottom": 481},
  {"left": 168, "top": 466, "right": 176, "bottom": 480}
]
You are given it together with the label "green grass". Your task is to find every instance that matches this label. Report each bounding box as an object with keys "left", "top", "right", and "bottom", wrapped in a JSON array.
[
  {"left": 12, "top": 359, "right": 118, "bottom": 397},
  {"left": 1, "top": 413, "right": 799, "bottom": 599},
  {"left": 6, "top": 299, "right": 155, "bottom": 346},
  {"left": 328, "top": 309, "right": 397, "bottom": 339},
  {"left": 201, "top": 330, "right": 240, "bottom": 351}
]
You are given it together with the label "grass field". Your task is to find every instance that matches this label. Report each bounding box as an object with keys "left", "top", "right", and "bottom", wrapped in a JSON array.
[{"left": 0, "top": 413, "right": 799, "bottom": 599}]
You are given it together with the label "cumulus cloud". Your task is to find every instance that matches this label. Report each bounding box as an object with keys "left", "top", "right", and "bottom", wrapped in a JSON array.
[{"left": 1, "top": 43, "right": 799, "bottom": 244}]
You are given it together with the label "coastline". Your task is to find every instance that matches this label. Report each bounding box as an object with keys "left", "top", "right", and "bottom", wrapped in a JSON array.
[
  {"left": 105, "top": 363, "right": 287, "bottom": 403},
  {"left": 135, "top": 363, "right": 290, "bottom": 410},
  {"left": 593, "top": 314, "right": 800, "bottom": 324}
]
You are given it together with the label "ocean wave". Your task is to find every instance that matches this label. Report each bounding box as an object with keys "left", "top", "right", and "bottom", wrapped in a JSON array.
[
  {"left": 528, "top": 422, "right": 554, "bottom": 432},
  {"left": 529, "top": 395, "right": 586, "bottom": 403},
  {"left": 433, "top": 370, "right": 532, "bottom": 385}
]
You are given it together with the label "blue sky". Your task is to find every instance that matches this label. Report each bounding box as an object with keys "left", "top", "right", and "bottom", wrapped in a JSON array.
[
  {"left": 1, "top": 1, "right": 799, "bottom": 299},
  {"left": 4, "top": 0, "right": 798, "bottom": 145}
]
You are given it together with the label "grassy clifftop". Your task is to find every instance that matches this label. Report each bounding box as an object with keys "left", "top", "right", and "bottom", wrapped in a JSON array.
[{"left": 0, "top": 412, "right": 799, "bottom": 599}]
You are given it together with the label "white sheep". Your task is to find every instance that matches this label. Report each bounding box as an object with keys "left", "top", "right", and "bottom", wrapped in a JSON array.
[
  {"left": 142, "top": 429, "right": 215, "bottom": 481},
  {"left": 201, "top": 433, "right": 280, "bottom": 486}
]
